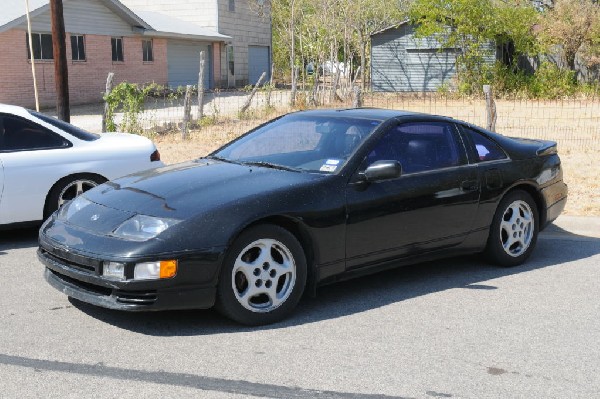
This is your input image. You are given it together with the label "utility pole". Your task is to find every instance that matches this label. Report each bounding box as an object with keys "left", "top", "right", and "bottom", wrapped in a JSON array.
[{"left": 50, "top": 0, "right": 70, "bottom": 122}]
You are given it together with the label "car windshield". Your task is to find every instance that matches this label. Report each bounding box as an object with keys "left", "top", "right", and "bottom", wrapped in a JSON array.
[
  {"left": 212, "top": 113, "right": 382, "bottom": 173},
  {"left": 30, "top": 111, "right": 100, "bottom": 141}
]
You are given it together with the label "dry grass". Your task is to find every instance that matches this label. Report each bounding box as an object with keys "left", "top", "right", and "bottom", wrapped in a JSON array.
[{"left": 153, "top": 125, "right": 598, "bottom": 217}]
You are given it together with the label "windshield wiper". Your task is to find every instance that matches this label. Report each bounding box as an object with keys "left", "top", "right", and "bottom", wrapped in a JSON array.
[
  {"left": 241, "top": 161, "right": 300, "bottom": 172},
  {"left": 203, "top": 155, "right": 242, "bottom": 165}
]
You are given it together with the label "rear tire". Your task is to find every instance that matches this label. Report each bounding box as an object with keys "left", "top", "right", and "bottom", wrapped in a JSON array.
[
  {"left": 215, "top": 224, "right": 307, "bottom": 325},
  {"left": 44, "top": 175, "right": 106, "bottom": 218},
  {"left": 485, "top": 190, "right": 539, "bottom": 267}
]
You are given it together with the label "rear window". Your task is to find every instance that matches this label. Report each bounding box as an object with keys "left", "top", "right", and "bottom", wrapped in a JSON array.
[
  {"left": 30, "top": 111, "right": 100, "bottom": 141},
  {"left": 462, "top": 126, "right": 507, "bottom": 162}
]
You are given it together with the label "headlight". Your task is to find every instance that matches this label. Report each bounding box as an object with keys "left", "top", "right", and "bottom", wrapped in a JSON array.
[
  {"left": 103, "top": 262, "right": 126, "bottom": 280},
  {"left": 57, "top": 195, "right": 92, "bottom": 220},
  {"left": 111, "top": 214, "right": 180, "bottom": 241},
  {"left": 134, "top": 260, "right": 177, "bottom": 280}
]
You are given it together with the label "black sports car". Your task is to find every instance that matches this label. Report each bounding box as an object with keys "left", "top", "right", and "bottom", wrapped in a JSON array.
[{"left": 39, "top": 109, "right": 568, "bottom": 325}]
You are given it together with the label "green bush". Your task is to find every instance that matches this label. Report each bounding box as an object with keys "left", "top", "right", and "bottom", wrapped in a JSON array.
[
  {"left": 486, "top": 61, "right": 589, "bottom": 99},
  {"left": 103, "top": 82, "right": 158, "bottom": 133}
]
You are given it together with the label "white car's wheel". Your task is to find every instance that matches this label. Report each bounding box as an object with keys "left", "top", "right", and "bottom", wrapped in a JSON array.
[
  {"left": 216, "top": 224, "right": 307, "bottom": 325},
  {"left": 45, "top": 175, "right": 106, "bottom": 218}
]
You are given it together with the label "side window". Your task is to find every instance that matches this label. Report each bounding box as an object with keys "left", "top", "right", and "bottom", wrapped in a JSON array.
[
  {"left": 0, "top": 115, "right": 69, "bottom": 152},
  {"left": 462, "top": 126, "right": 507, "bottom": 162},
  {"left": 366, "top": 122, "right": 465, "bottom": 174}
]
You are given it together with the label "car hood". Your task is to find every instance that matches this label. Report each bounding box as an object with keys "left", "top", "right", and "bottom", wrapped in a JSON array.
[{"left": 82, "top": 159, "right": 326, "bottom": 220}]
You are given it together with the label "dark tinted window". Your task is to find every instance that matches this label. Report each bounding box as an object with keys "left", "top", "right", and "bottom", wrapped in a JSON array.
[
  {"left": 70, "top": 35, "right": 86, "bottom": 61},
  {"left": 30, "top": 111, "right": 99, "bottom": 141},
  {"left": 0, "top": 115, "right": 70, "bottom": 152},
  {"left": 142, "top": 39, "right": 153, "bottom": 62},
  {"left": 366, "top": 122, "right": 464, "bottom": 174},
  {"left": 112, "top": 37, "right": 124, "bottom": 62},
  {"left": 462, "top": 126, "right": 507, "bottom": 162},
  {"left": 26, "top": 33, "right": 53, "bottom": 60}
]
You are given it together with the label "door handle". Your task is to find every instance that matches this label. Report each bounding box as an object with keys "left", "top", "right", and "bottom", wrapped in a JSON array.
[{"left": 461, "top": 180, "right": 479, "bottom": 192}]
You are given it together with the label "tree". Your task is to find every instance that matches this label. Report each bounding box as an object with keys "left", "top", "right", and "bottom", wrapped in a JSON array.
[
  {"left": 538, "top": 0, "right": 600, "bottom": 71},
  {"left": 344, "top": 0, "right": 404, "bottom": 90},
  {"left": 409, "top": 0, "right": 538, "bottom": 90},
  {"left": 271, "top": 0, "right": 405, "bottom": 92}
]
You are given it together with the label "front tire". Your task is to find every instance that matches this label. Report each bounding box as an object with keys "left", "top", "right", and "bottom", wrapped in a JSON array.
[
  {"left": 485, "top": 190, "right": 539, "bottom": 267},
  {"left": 216, "top": 224, "right": 307, "bottom": 325}
]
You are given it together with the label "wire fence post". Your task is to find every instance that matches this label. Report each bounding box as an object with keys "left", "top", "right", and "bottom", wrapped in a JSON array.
[
  {"left": 483, "top": 84, "right": 497, "bottom": 132},
  {"left": 182, "top": 85, "right": 192, "bottom": 139},
  {"left": 102, "top": 72, "right": 114, "bottom": 132},
  {"left": 266, "top": 62, "right": 274, "bottom": 108},
  {"left": 240, "top": 71, "right": 266, "bottom": 114},
  {"left": 290, "top": 66, "right": 299, "bottom": 107},
  {"left": 198, "top": 51, "right": 206, "bottom": 120},
  {"left": 352, "top": 85, "right": 362, "bottom": 108}
]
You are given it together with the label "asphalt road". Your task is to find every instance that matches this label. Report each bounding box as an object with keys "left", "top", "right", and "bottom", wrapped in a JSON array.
[{"left": 1, "top": 218, "right": 599, "bottom": 399}]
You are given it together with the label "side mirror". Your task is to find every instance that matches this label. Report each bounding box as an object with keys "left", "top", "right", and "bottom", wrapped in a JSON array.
[{"left": 361, "top": 160, "right": 402, "bottom": 182}]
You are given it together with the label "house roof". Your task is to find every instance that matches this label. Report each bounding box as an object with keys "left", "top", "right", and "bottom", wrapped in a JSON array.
[
  {"left": 1, "top": 0, "right": 151, "bottom": 33},
  {"left": 1, "top": 0, "right": 230, "bottom": 42},
  {"left": 370, "top": 20, "right": 410, "bottom": 37},
  {"left": 135, "top": 11, "right": 231, "bottom": 42}
]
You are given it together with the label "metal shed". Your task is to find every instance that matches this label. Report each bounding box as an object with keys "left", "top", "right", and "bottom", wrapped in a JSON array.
[{"left": 370, "top": 22, "right": 496, "bottom": 92}]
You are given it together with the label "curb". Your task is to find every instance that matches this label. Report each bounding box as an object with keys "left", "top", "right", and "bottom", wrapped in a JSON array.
[{"left": 542, "top": 215, "right": 600, "bottom": 239}]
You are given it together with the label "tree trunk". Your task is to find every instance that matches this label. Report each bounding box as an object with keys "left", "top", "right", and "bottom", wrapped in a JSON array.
[{"left": 360, "top": 37, "right": 367, "bottom": 92}]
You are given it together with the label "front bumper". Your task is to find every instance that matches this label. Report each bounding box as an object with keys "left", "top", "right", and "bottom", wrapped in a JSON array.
[{"left": 39, "top": 239, "right": 222, "bottom": 311}]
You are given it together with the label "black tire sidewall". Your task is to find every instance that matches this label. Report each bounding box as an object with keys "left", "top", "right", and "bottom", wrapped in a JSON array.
[
  {"left": 216, "top": 224, "right": 307, "bottom": 325},
  {"left": 485, "top": 190, "right": 539, "bottom": 267}
]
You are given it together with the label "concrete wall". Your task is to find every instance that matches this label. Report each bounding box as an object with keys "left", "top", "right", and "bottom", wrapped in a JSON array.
[
  {"left": 0, "top": 29, "right": 167, "bottom": 108},
  {"left": 217, "top": 0, "right": 271, "bottom": 87}
]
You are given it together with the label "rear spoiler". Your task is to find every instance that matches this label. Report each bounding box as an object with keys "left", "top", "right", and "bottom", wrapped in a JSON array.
[{"left": 536, "top": 141, "right": 558, "bottom": 156}]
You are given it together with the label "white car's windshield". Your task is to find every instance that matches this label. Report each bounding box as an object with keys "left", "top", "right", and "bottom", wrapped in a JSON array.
[{"left": 213, "top": 114, "right": 382, "bottom": 173}]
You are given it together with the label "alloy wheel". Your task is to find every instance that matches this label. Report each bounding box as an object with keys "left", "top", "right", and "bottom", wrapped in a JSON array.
[
  {"left": 499, "top": 199, "right": 534, "bottom": 257},
  {"left": 231, "top": 238, "right": 296, "bottom": 313}
]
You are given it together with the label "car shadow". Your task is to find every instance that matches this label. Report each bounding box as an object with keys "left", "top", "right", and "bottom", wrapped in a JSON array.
[
  {"left": 70, "top": 226, "right": 600, "bottom": 335},
  {"left": 0, "top": 227, "right": 39, "bottom": 255}
]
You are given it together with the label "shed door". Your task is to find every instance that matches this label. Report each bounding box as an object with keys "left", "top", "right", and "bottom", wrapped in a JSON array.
[
  {"left": 167, "top": 40, "right": 212, "bottom": 88},
  {"left": 248, "top": 46, "right": 270, "bottom": 85}
]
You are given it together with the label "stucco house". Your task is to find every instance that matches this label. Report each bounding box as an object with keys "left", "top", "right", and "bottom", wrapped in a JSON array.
[{"left": 0, "top": 0, "right": 271, "bottom": 108}]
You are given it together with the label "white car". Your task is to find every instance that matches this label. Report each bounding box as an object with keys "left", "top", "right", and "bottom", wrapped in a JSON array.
[{"left": 0, "top": 104, "right": 164, "bottom": 227}]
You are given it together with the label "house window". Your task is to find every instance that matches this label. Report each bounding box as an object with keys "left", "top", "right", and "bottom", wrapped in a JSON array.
[
  {"left": 111, "top": 37, "right": 124, "bottom": 62},
  {"left": 229, "top": 0, "right": 235, "bottom": 12},
  {"left": 227, "top": 45, "right": 235, "bottom": 76},
  {"left": 26, "top": 33, "right": 53, "bottom": 60},
  {"left": 70, "top": 35, "right": 86, "bottom": 61},
  {"left": 142, "top": 39, "right": 153, "bottom": 62}
]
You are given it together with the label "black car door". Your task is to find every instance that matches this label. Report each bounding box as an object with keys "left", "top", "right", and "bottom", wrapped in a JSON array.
[{"left": 344, "top": 120, "right": 481, "bottom": 270}]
